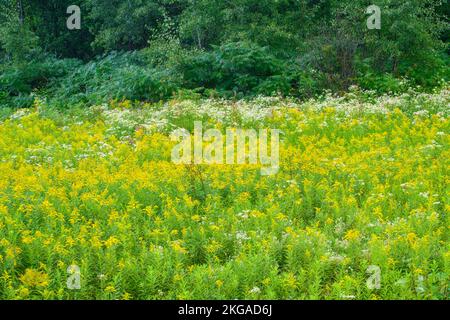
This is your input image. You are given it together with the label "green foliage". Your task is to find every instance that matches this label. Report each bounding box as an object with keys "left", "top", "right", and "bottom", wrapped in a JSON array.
[
  {"left": 20, "top": 0, "right": 93, "bottom": 59},
  {"left": 86, "top": 0, "right": 187, "bottom": 52},
  {"left": 178, "top": 0, "right": 319, "bottom": 53},
  {"left": 49, "top": 52, "right": 181, "bottom": 107},
  {"left": 401, "top": 53, "right": 450, "bottom": 88},
  {"left": 213, "top": 42, "right": 283, "bottom": 92},
  {"left": 0, "top": 0, "right": 40, "bottom": 64},
  {"left": 141, "top": 37, "right": 195, "bottom": 70},
  {"left": 180, "top": 41, "right": 286, "bottom": 96},
  {"left": 0, "top": 24, "right": 40, "bottom": 63},
  {"left": 0, "top": 57, "right": 82, "bottom": 108},
  {"left": 0, "top": 0, "right": 448, "bottom": 108},
  {"left": 178, "top": 41, "right": 329, "bottom": 98}
]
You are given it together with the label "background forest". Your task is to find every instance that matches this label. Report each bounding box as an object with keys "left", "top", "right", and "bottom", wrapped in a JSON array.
[{"left": 0, "top": 0, "right": 449, "bottom": 109}]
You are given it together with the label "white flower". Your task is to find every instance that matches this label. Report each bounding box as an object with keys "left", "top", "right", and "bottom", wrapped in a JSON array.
[
  {"left": 329, "top": 254, "right": 346, "bottom": 263},
  {"left": 395, "top": 278, "right": 407, "bottom": 287},
  {"left": 249, "top": 287, "right": 261, "bottom": 294},
  {"left": 419, "top": 192, "right": 429, "bottom": 199},
  {"left": 236, "top": 231, "right": 250, "bottom": 241},
  {"left": 237, "top": 210, "right": 250, "bottom": 219},
  {"left": 97, "top": 274, "right": 107, "bottom": 280},
  {"left": 413, "top": 110, "right": 429, "bottom": 117}
]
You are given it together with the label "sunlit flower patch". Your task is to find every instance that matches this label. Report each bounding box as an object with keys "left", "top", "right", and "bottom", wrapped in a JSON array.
[{"left": 0, "top": 87, "right": 448, "bottom": 299}]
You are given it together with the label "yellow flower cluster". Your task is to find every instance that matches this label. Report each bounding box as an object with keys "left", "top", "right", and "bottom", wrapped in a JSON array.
[{"left": 0, "top": 88, "right": 448, "bottom": 299}]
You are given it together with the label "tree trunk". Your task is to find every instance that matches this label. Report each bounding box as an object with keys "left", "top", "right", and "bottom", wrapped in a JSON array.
[
  {"left": 196, "top": 27, "right": 202, "bottom": 49},
  {"left": 17, "top": 0, "right": 24, "bottom": 25}
]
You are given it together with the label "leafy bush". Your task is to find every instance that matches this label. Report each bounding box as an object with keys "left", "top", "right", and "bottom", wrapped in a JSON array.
[
  {"left": 356, "top": 53, "right": 450, "bottom": 93},
  {"left": 141, "top": 38, "right": 195, "bottom": 70},
  {"left": 0, "top": 57, "right": 81, "bottom": 108},
  {"left": 49, "top": 52, "right": 181, "bottom": 107},
  {"left": 356, "top": 70, "right": 409, "bottom": 94},
  {"left": 180, "top": 41, "right": 289, "bottom": 96},
  {"left": 401, "top": 53, "right": 450, "bottom": 88},
  {"left": 0, "top": 20, "right": 40, "bottom": 63},
  {"left": 179, "top": 41, "right": 331, "bottom": 98}
]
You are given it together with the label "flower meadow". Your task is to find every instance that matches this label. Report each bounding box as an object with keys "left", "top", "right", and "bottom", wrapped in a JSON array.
[{"left": 0, "top": 87, "right": 448, "bottom": 300}]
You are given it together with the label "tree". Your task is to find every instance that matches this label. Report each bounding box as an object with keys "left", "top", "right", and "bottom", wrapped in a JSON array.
[{"left": 0, "top": 0, "right": 40, "bottom": 64}]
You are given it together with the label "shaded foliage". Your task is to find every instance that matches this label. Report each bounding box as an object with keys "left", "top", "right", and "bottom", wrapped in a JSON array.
[{"left": 0, "top": 0, "right": 448, "bottom": 108}]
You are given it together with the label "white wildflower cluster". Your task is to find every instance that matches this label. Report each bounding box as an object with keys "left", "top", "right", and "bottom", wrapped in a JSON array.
[
  {"left": 82, "top": 87, "right": 449, "bottom": 139},
  {"left": 10, "top": 109, "right": 31, "bottom": 120},
  {"left": 306, "top": 86, "right": 449, "bottom": 116},
  {"left": 236, "top": 231, "right": 250, "bottom": 242},
  {"left": 99, "top": 105, "right": 171, "bottom": 137}
]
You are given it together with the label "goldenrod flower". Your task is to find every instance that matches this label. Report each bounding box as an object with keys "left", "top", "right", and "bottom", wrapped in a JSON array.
[{"left": 20, "top": 269, "right": 49, "bottom": 288}]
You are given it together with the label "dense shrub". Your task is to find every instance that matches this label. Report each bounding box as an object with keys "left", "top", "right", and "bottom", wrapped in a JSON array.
[
  {"left": 180, "top": 41, "right": 290, "bottom": 96},
  {"left": 178, "top": 41, "right": 332, "bottom": 98},
  {"left": 49, "top": 52, "right": 181, "bottom": 107},
  {"left": 1, "top": 46, "right": 447, "bottom": 110},
  {"left": 0, "top": 52, "right": 182, "bottom": 109},
  {"left": 0, "top": 57, "right": 81, "bottom": 108}
]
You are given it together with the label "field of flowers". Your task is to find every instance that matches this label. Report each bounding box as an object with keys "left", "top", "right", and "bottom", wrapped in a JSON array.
[{"left": 0, "top": 87, "right": 448, "bottom": 300}]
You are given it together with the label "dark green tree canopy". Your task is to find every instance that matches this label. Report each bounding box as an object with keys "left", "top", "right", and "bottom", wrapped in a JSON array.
[{"left": 0, "top": 0, "right": 448, "bottom": 108}]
